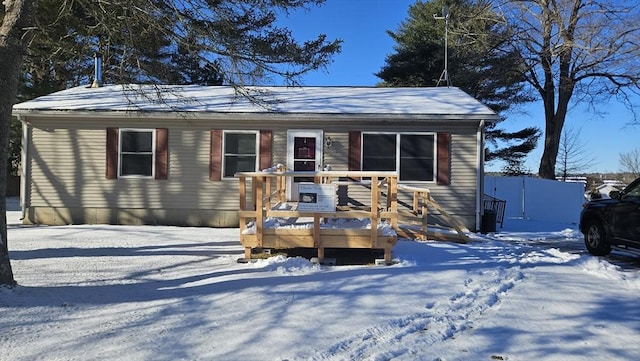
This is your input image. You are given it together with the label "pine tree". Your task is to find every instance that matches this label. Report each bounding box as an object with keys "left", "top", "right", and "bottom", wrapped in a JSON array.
[
  {"left": 376, "top": 0, "right": 540, "bottom": 168},
  {"left": 1, "top": 0, "right": 340, "bottom": 286}
]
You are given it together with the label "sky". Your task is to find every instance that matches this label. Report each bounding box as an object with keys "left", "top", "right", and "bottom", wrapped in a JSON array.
[
  {"left": 3, "top": 195, "right": 640, "bottom": 360},
  {"left": 278, "top": 0, "right": 640, "bottom": 174}
]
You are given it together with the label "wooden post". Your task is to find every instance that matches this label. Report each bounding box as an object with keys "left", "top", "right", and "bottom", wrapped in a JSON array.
[
  {"left": 255, "top": 176, "right": 264, "bottom": 248},
  {"left": 421, "top": 191, "right": 427, "bottom": 217},
  {"left": 239, "top": 176, "right": 247, "bottom": 229},
  {"left": 313, "top": 214, "right": 321, "bottom": 248},
  {"left": 279, "top": 173, "right": 286, "bottom": 203},
  {"left": 370, "top": 176, "right": 379, "bottom": 248},
  {"left": 389, "top": 176, "right": 398, "bottom": 229},
  {"left": 422, "top": 191, "right": 428, "bottom": 234},
  {"left": 265, "top": 176, "right": 272, "bottom": 209},
  {"left": 239, "top": 176, "right": 250, "bottom": 259},
  {"left": 277, "top": 164, "right": 286, "bottom": 203}
]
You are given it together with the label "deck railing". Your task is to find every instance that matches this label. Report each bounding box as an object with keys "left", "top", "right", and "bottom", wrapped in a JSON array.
[{"left": 235, "top": 170, "right": 399, "bottom": 263}]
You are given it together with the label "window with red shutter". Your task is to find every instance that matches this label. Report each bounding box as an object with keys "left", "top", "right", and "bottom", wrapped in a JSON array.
[{"left": 106, "top": 128, "right": 168, "bottom": 179}]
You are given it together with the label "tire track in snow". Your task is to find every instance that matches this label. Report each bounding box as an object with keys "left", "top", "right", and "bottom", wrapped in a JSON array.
[{"left": 302, "top": 266, "right": 524, "bottom": 361}]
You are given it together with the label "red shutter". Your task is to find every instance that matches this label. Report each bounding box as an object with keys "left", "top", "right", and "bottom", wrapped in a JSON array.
[
  {"left": 348, "top": 131, "right": 361, "bottom": 171},
  {"left": 259, "top": 130, "right": 272, "bottom": 171},
  {"left": 209, "top": 130, "right": 223, "bottom": 181},
  {"left": 155, "top": 128, "right": 168, "bottom": 180},
  {"left": 106, "top": 128, "right": 119, "bottom": 179},
  {"left": 437, "top": 132, "right": 451, "bottom": 185}
]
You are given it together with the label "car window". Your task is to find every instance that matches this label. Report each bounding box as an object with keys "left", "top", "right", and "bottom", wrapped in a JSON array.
[{"left": 622, "top": 182, "right": 640, "bottom": 199}]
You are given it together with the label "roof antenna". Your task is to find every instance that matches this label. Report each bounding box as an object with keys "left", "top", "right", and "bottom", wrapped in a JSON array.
[{"left": 434, "top": 5, "right": 451, "bottom": 87}]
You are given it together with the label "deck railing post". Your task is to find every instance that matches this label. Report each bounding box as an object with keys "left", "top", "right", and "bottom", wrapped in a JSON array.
[
  {"left": 238, "top": 176, "right": 252, "bottom": 259},
  {"left": 255, "top": 176, "right": 264, "bottom": 248},
  {"left": 390, "top": 176, "right": 398, "bottom": 229},
  {"left": 370, "top": 176, "right": 379, "bottom": 248}
]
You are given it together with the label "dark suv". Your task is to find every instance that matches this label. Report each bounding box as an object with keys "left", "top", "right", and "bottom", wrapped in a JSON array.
[{"left": 579, "top": 177, "right": 640, "bottom": 256}]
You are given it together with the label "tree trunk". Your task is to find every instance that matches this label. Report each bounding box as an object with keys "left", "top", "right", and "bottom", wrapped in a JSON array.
[
  {"left": 538, "top": 112, "right": 565, "bottom": 179},
  {"left": 0, "top": 0, "right": 34, "bottom": 286},
  {"left": 538, "top": 30, "right": 574, "bottom": 180}
]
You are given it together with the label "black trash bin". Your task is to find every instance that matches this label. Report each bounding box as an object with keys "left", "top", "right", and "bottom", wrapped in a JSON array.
[{"left": 481, "top": 209, "right": 497, "bottom": 234}]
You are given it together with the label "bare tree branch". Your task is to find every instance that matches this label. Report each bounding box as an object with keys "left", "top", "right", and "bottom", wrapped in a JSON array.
[{"left": 496, "top": 0, "right": 640, "bottom": 178}]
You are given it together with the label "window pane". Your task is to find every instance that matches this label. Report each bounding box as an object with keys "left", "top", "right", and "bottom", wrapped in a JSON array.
[
  {"left": 362, "top": 134, "right": 396, "bottom": 171},
  {"left": 225, "top": 133, "right": 256, "bottom": 155},
  {"left": 224, "top": 156, "right": 256, "bottom": 177},
  {"left": 121, "top": 154, "right": 153, "bottom": 176},
  {"left": 293, "top": 160, "right": 315, "bottom": 182},
  {"left": 400, "top": 135, "right": 433, "bottom": 158},
  {"left": 121, "top": 131, "right": 152, "bottom": 152},
  {"left": 400, "top": 158, "right": 434, "bottom": 181},
  {"left": 223, "top": 133, "right": 257, "bottom": 177},
  {"left": 294, "top": 137, "right": 316, "bottom": 160},
  {"left": 400, "top": 135, "right": 434, "bottom": 181}
]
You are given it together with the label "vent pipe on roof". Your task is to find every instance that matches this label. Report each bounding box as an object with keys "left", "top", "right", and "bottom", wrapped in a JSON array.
[{"left": 91, "top": 52, "right": 103, "bottom": 88}]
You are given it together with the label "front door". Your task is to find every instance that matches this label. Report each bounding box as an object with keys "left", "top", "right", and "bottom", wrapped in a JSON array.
[{"left": 287, "top": 130, "right": 323, "bottom": 201}]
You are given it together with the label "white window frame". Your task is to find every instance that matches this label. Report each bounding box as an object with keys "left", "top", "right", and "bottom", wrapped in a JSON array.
[
  {"left": 118, "top": 128, "right": 155, "bottom": 179},
  {"left": 222, "top": 130, "right": 259, "bottom": 179},
  {"left": 361, "top": 132, "right": 437, "bottom": 183}
]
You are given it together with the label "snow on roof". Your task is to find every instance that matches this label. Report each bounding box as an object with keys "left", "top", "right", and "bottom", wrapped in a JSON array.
[{"left": 12, "top": 84, "right": 498, "bottom": 118}]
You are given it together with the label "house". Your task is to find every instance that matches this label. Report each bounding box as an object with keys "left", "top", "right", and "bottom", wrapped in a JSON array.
[
  {"left": 586, "top": 182, "right": 625, "bottom": 200},
  {"left": 12, "top": 84, "right": 498, "bottom": 231}
]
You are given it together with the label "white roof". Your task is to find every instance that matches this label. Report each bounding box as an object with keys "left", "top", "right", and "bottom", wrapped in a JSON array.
[{"left": 12, "top": 84, "right": 498, "bottom": 119}]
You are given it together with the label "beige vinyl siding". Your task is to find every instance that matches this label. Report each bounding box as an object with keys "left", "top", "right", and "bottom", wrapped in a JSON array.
[
  {"left": 429, "top": 130, "right": 479, "bottom": 228},
  {"left": 24, "top": 115, "right": 483, "bottom": 229},
  {"left": 27, "top": 119, "right": 244, "bottom": 210},
  {"left": 322, "top": 132, "right": 349, "bottom": 171}
]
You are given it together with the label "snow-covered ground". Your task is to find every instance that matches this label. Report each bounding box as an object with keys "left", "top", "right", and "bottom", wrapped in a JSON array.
[{"left": 2, "top": 198, "right": 639, "bottom": 361}]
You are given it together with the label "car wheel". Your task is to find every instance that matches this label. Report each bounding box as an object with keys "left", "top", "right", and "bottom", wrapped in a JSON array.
[{"left": 584, "top": 220, "right": 611, "bottom": 256}]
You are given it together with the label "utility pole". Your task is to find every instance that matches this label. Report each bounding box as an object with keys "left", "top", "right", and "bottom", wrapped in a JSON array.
[{"left": 434, "top": 5, "right": 451, "bottom": 87}]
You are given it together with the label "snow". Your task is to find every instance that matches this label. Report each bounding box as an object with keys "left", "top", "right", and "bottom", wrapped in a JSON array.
[
  {"left": 2, "top": 198, "right": 639, "bottom": 361},
  {"left": 12, "top": 84, "right": 497, "bottom": 117},
  {"left": 242, "top": 202, "right": 397, "bottom": 236}
]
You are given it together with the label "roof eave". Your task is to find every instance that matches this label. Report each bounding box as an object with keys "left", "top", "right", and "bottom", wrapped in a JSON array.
[{"left": 13, "top": 109, "right": 499, "bottom": 122}]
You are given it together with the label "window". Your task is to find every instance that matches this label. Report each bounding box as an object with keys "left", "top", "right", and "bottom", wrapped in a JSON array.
[
  {"left": 223, "top": 131, "right": 258, "bottom": 177},
  {"left": 209, "top": 130, "right": 271, "bottom": 181},
  {"left": 400, "top": 134, "right": 435, "bottom": 181},
  {"left": 362, "top": 132, "right": 436, "bottom": 182},
  {"left": 362, "top": 133, "right": 396, "bottom": 171},
  {"left": 120, "top": 130, "right": 154, "bottom": 177},
  {"left": 106, "top": 128, "right": 168, "bottom": 180}
]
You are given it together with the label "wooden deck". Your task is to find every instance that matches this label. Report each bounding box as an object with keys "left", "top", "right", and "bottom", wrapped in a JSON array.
[
  {"left": 236, "top": 170, "right": 399, "bottom": 263},
  {"left": 235, "top": 170, "right": 469, "bottom": 264}
]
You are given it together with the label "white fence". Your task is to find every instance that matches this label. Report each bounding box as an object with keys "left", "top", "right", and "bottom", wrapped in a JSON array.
[{"left": 484, "top": 176, "right": 585, "bottom": 224}]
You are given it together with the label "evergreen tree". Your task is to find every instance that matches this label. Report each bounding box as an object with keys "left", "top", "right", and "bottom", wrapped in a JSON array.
[
  {"left": 377, "top": 0, "right": 540, "bottom": 167},
  {"left": 1, "top": 0, "right": 341, "bottom": 286}
]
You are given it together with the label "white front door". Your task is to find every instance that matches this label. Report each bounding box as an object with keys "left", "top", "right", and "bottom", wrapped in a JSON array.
[{"left": 286, "top": 130, "right": 323, "bottom": 201}]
